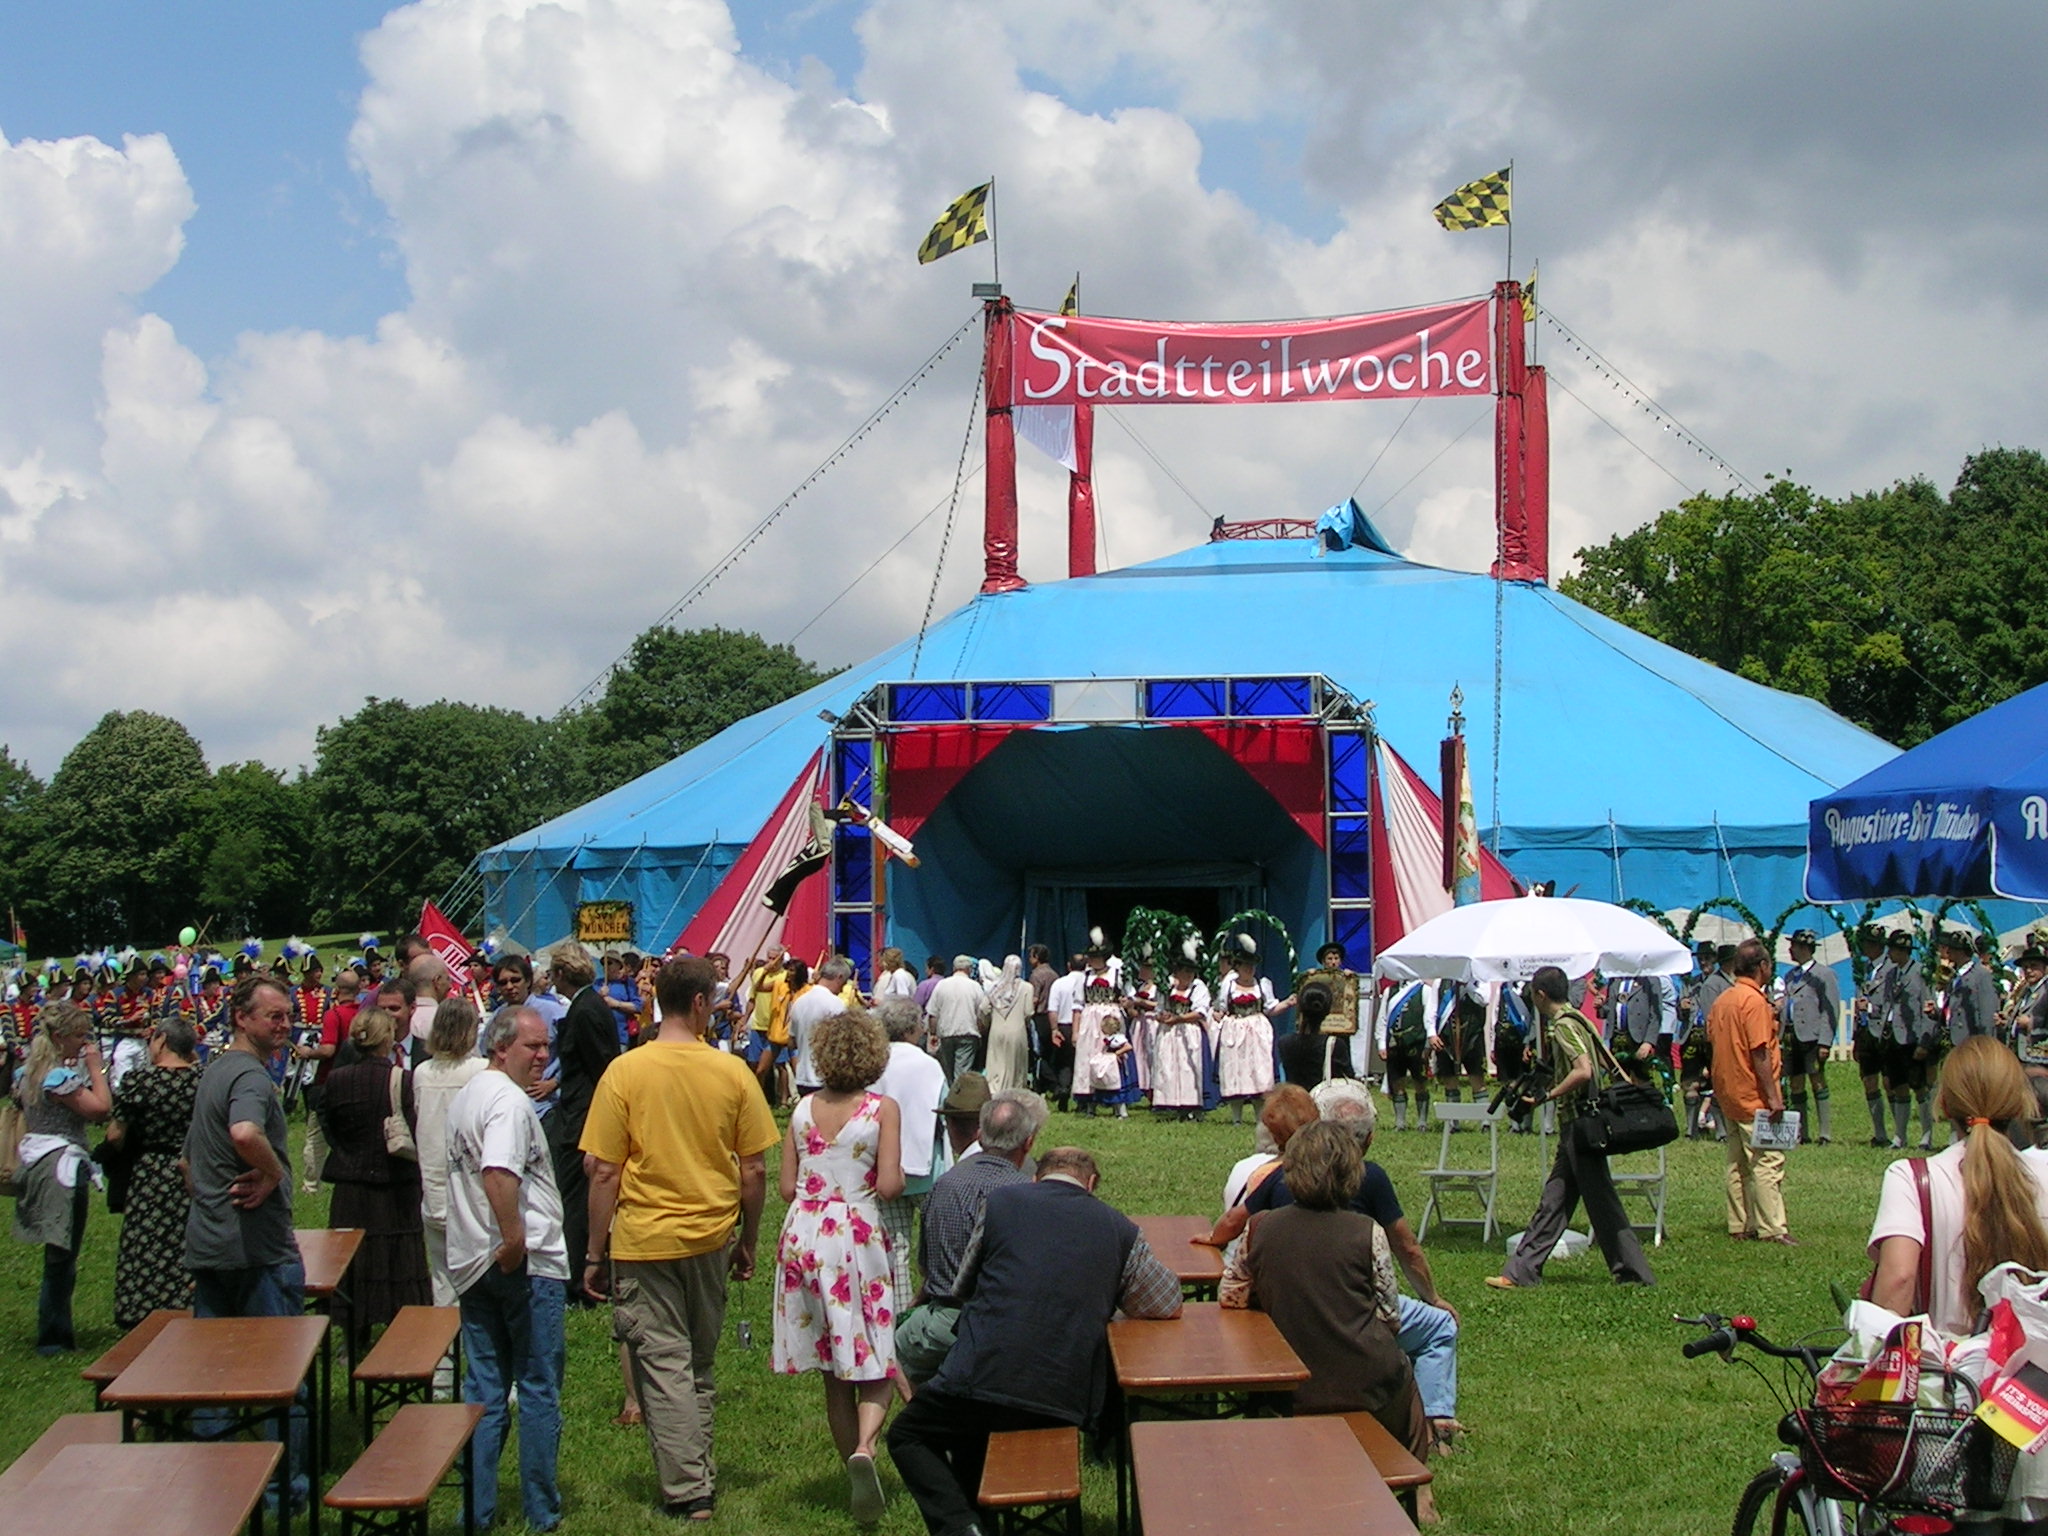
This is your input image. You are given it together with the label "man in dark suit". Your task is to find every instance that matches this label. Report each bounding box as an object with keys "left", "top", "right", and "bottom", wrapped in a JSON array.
[{"left": 545, "top": 944, "right": 617, "bottom": 1305}]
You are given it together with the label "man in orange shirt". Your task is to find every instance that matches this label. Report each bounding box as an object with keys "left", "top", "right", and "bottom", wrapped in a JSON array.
[{"left": 1706, "top": 938, "right": 1792, "bottom": 1244}]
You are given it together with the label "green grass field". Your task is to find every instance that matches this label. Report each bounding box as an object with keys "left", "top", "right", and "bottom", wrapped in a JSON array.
[{"left": 0, "top": 1098, "right": 1898, "bottom": 1534}]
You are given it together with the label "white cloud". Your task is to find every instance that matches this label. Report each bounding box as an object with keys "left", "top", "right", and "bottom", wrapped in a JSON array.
[{"left": 1, "top": 0, "right": 2043, "bottom": 781}]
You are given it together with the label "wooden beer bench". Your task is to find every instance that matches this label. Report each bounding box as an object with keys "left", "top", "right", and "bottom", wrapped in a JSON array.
[
  {"left": 353, "top": 1306, "right": 461, "bottom": 1441},
  {"left": 1340, "top": 1411, "right": 1433, "bottom": 1520},
  {"left": 978, "top": 1426, "right": 1082, "bottom": 1536},
  {"left": 81, "top": 1308, "right": 191, "bottom": 1408},
  {"left": 324, "top": 1402, "right": 483, "bottom": 1536}
]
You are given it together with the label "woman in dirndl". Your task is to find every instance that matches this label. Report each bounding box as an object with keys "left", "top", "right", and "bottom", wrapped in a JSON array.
[
  {"left": 1150, "top": 957, "right": 1213, "bottom": 1120},
  {"left": 1214, "top": 952, "right": 1291, "bottom": 1124},
  {"left": 1124, "top": 959, "right": 1160, "bottom": 1099}
]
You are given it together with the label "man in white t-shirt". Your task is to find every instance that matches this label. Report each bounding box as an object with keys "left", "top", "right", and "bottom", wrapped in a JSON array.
[
  {"left": 446, "top": 1005, "right": 569, "bottom": 1532},
  {"left": 788, "top": 958, "right": 852, "bottom": 1093},
  {"left": 927, "top": 954, "right": 992, "bottom": 1088}
]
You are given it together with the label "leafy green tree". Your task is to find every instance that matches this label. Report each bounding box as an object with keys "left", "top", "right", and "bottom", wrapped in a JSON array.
[
  {"left": 1561, "top": 450, "right": 2048, "bottom": 745},
  {"left": 191, "top": 762, "right": 315, "bottom": 940},
  {"left": 0, "top": 745, "right": 50, "bottom": 949},
  {"left": 580, "top": 625, "right": 834, "bottom": 787},
  {"left": 38, "top": 711, "right": 209, "bottom": 947},
  {"left": 306, "top": 698, "right": 571, "bottom": 931}
]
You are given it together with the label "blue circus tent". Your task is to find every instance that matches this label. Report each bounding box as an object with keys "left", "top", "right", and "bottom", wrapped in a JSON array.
[
  {"left": 1808, "top": 680, "right": 2048, "bottom": 901},
  {"left": 480, "top": 526, "right": 1898, "bottom": 956}
]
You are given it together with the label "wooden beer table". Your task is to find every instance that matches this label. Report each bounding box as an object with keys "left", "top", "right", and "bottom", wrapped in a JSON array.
[
  {"left": 5, "top": 1442, "right": 283, "bottom": 1536},
  {"left": 1107, "top": 1302, "right": 1311, "bottom": 1532},
  {"left": 1132, "top": 1216, "right": 1225, "bottom": 1299},
  {"left": 102, "top": 1314, "right": 330, "bottom": 1536},
  {"left": 1128, "top": 1417, "right": 1416, "bottom": 1536}
]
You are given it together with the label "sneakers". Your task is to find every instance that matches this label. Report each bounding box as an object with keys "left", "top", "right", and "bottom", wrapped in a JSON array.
[{"left": 847, "top": 1451, "right": 885, "bottom": 1526}]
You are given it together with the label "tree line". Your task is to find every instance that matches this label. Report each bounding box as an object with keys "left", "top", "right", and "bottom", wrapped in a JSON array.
[
  {"left": 0, "top": 627, "right": 834, "bottom": 955},
  {"left": 1560, "top": 446, "right": 2048, "bottom": 748}
]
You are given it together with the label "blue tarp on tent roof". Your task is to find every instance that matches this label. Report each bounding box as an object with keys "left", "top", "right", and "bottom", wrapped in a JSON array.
[
  {"left": 1808, "top": 680, "right": 2048, "bottom": 901},
  {"left": 481, "top": 536, "right": 1899, "bottom": 951}
]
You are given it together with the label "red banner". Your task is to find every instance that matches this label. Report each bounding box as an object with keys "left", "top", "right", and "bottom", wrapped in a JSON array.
[{"left": 1005, "top": 296, "right": 1493, "bottom": 406}]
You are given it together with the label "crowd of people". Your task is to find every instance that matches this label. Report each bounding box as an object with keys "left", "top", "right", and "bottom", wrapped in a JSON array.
[{"left": 9, "top": 915, "right": 2048, "bottom": 1531}]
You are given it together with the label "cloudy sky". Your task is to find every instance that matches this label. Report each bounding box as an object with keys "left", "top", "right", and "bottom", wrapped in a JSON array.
[{"left": 3, "top": 0, "right": 2042, "bottom": 779}]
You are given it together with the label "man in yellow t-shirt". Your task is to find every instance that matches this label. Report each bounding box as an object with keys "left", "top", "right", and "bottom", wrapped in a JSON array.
[{"left": 581, "top": 956, "right": 779, "bottom": 1518}]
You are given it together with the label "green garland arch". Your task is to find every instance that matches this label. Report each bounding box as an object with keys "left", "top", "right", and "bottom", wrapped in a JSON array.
[
  {"left": 1119, "top": 906, "right": 1203, "bottom": 974},
  {"left": 1678, "top": 896, "right": 1768, "bottom": 948},
  {"left": 1212, "top": 909, "right": 1298, "bottom": 989}
]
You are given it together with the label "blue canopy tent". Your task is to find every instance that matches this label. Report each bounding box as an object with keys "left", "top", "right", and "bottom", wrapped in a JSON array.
[
  {"left": 481, "top": 527, "right": 1897, "bottom": 957},
  {"left": 1807, "top": 681, "right": 2048, "bottom": 901}
]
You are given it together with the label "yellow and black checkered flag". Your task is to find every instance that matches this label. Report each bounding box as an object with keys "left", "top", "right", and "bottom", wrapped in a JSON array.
[
  {"left": 1433, "top": 167, "right": 1511, "bottom": 230},
  {"left": 1522, "top": 260, "right": 1538, "bottom": 322},
  {"left": 917, "top": 182, "right": 992, "bottom": 264},
  {"left": 1060, "top": 277, "right": 1079, "bottom": 316}
]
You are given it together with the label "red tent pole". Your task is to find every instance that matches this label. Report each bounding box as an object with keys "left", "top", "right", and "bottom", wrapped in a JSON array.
[
  {"left": 1067, "top": 403, "right": 1096, "bottom": 577},
  {"left": 1490, "top": 279, "right": 1535, "bottom": 581},
  {"left": 1521, "top": 364, "right": 1550, "bottom": 584},
  {"left": 981, "top": 298, "right": 1026, "bottom": 594}
]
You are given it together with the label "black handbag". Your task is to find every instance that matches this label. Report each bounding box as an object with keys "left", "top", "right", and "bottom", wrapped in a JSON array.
[{"left": 1569, "top": 1028, "right": 1680, "bottom": 1156}]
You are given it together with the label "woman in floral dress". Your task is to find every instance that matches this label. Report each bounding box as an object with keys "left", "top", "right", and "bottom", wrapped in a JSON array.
[
  {"left": 108, "top": 1018, "right": 202, "bottom": 1326},
  {"left": 773, "top": 1010, "right": 904, "bottom": 1526}
]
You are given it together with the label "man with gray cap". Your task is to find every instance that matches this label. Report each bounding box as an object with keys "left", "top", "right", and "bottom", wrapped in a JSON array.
[
  {"left": 1939, "top": 930, "right": 1999, "bottom": 1047},
  {"left": 925, "top": 955, "right": 990, "bottom": 1089},
  {"left": 1778, "top": 929, "right": 1841, "bottom": 1144},
  {"left": 1879, "top": 930, "right": 1936, "bottom": 1149}
]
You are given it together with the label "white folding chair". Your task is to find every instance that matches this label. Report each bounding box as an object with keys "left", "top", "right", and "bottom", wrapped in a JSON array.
[
  {"left": 1609, "top": 1143, "right": 1669, "bottom": 1247},
  {"left": 1416, "top": 1100, "right": 1500, "bottom": 1244}
]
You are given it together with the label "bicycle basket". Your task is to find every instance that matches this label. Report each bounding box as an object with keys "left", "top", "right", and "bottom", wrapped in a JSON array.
[{"left": 1796, "top": 1404, "right": 2018, "bottom": 1517}]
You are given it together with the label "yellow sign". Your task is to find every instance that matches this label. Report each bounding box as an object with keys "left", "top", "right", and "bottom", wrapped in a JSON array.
[{"left": 575, "top": 901, "right": 635, "bottom": 946}]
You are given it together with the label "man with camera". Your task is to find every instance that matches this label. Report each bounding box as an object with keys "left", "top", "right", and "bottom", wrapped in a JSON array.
[{"left": 1485, "top": 966, "right": 1656, "bottom": 1290}]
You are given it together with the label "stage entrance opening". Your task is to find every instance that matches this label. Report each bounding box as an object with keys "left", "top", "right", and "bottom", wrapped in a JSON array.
[
  {"left": 823, "top": 674, "right": 1376, "bottom": 985},
  {"left": 1082, "top": 886, "right": 1224, "bottom": 953}
]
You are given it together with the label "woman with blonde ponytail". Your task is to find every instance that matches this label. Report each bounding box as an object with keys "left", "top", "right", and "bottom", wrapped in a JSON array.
[{"left": 1868, "top": 1036, "right": 2048, "bottom": 1332}]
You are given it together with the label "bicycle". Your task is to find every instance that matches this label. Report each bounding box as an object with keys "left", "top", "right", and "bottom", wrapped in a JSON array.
[{"left": 1677, "top": 1311, "right": 2014, "bottom": 1536}]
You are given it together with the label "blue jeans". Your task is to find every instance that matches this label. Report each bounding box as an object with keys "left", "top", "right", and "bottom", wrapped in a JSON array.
[
  {"left": 461, "top": 1265, "right": 565, "bottom": 1531},
  {"left": 1397, "top": 1295, "right": 1459, "bottom": 1420},
  {"left": 36, "top": 1172, "right": 91, "bottom": 1352},
  {"left": 191, "top": 1258, "right": 310, "bottom": 1504}
]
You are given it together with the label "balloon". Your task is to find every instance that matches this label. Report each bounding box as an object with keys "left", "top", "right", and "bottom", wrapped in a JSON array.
[
  {"left": 178, "top": 926, "right": 197, "bottom": 947},
  {"left": 173, "top": 962, "right": 189, "bottom": 980}
]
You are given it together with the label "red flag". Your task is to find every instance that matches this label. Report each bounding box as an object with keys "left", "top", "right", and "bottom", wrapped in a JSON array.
[
  {"left": 9, "top": 906, "right": 24, "bottom": 951},
  {"left": 419, "top": 901, "right": 474, "bottom": 982}
]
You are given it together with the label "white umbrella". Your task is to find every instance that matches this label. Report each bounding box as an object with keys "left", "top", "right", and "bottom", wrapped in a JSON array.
[{"left": 1373, "top": 896, "right": 1691, "bottom": 984}]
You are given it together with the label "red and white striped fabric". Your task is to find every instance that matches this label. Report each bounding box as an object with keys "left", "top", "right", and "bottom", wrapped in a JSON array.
[
  {"left": 1371, "top": 739, "right": 1519, "bottom": 950},
  {"left": 671, "top": 752, "right": 830, "bottom": 963}
]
